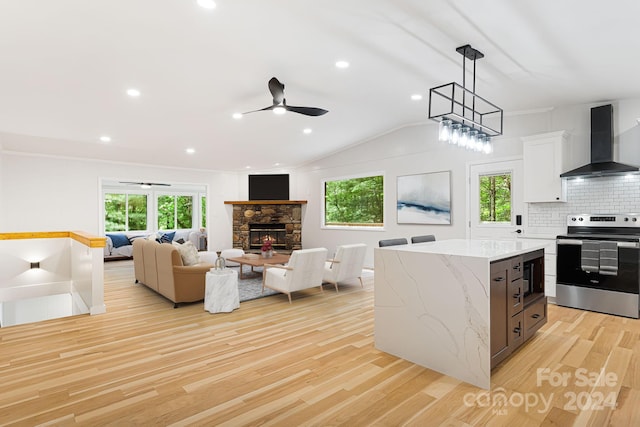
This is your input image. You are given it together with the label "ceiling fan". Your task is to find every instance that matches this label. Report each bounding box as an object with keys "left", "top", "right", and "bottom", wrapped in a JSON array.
[
  {"left": 243, "top": 77, "right": 328, "bottom": 117},
  {"left": 120, "top": 182, "right": 171, "bottom": 189}
]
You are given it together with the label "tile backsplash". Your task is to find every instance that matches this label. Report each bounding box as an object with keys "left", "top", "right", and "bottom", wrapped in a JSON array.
[{"left": 528, "top": 175, "right": 640, "bottom": 228}]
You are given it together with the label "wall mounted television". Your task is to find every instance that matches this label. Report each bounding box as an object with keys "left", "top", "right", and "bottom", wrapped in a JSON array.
[{"left": 248, "top": 174, "right": 290, "bottom": 200}]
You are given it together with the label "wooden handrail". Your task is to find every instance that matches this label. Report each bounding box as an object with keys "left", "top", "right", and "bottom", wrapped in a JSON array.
[{"left": 0, "top": 231, "right": 106, "bottom": 248}]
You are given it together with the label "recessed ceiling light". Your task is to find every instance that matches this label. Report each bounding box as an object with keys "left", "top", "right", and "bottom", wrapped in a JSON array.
[
  {"left": 186, "top": 148, "right": 195, "bottom": 154},
  {"left": 411, "top": 94, "right": 423, "bottom": 101},
  {"left": 99, "top": 135, "right": 111, "bottom": 142},
  {"left": 335, "top": 60, "right": 350, "bottom": 69},
  {"left": 126, "top": 88, "right": 141, "bottom": 97},
  {"left": 232, "top": 112, "right": 243, "bottom": 119},
  {"left": 273, "top": 106, "right": 286, "bottom": 115},
  {"left": 303, "top": 128, "right": 312, "bottom": 134},
  {"left": 274, "top": 163, "right": 280, "bottom": 166},
  {"left": 245, "top": 166, "right": 251, "bottom": 169},
  {"left": 197, "top": 0, "right": 216, "bottom": 9}
]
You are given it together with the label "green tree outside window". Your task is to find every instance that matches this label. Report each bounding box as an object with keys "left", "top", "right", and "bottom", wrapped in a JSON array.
[
  {"left": 105, "top": 193, "right": 126, "bottom": 232},
  {"left": 201, "top": 196, "right": 207, "bottom": 228},
  {"left": 157, "top": 195, "right": 194, "bottom": 230},
  {"left": 105, "top": 193, "right": 148, "bottom": 232},
  {"left": 127, "top": 194, "right": 147, "bottom": 230},
  {"left": 479, "top": 173, "right": 511, "bottom": 223},
  {"left": 324, "top": 175, "right": 384, "bottom": 227}
]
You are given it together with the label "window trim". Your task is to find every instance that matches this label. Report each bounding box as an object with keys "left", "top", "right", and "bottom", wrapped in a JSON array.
[{"left": 321, "top": 171, "right": 386, "bottom": 231}]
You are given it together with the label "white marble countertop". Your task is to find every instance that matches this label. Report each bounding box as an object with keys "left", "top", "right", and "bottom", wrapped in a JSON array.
[{"left": 377, "top": 238, "right": 548, "bottom": 262}]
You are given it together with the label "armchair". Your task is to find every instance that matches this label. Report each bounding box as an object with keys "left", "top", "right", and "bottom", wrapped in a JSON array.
[
  {"left": 262, "top": 247, "right": 328, "bottom": 303},
  {"left": 323, "top": 243, "right": 367, "bottom": 291}
]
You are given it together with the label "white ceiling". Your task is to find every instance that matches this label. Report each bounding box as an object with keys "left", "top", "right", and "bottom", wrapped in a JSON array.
[{"left": 0, "top": 0, "right": 638, "bottom": 171}]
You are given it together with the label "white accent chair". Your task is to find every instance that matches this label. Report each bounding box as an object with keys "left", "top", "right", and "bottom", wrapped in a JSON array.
[
  {"left": 323, "top": 243, "right": 367, "bottom": 291},
  {"left": 262, "top": 247, "right": 328, "bottom": 303}
]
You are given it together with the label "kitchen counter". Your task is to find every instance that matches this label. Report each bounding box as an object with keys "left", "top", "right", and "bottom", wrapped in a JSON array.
[
  {"left": 380, "top": 238, "right": 549, "bottom": 260},
  {"left": 374, "top": 239, "right": 548, "bottom": 389}
]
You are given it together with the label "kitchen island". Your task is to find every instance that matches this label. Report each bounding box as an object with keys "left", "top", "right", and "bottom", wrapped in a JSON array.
[{"left": 374, "top": 239, "right": 548, "bottom": 389}]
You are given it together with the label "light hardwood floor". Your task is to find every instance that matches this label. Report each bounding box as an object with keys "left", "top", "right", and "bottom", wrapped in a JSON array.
[{"left": 1, "top": 261, "right": 639, "bottom": 426}]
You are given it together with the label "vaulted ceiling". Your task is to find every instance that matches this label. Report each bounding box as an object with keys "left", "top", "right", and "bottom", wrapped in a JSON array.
[{"left": 0, "top": 0, "right": 638, "bottom": 171}]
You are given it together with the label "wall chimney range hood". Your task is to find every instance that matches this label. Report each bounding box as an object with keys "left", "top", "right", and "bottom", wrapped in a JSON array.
[{"left": 560, "top": 104, "right": 639, "bottom": 178}]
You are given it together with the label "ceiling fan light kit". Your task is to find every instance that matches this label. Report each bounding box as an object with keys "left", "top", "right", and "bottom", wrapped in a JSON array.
[
  {"left": 243, "top": 77, "right": 328, "bottom": 117},
  {"left": 428, "top": 44, "right": 503, "bottom": 154}
]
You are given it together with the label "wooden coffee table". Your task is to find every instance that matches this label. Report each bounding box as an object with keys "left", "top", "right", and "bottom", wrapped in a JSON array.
[{"left": 226, "top": 253, "right": 291, "bottom": 279}]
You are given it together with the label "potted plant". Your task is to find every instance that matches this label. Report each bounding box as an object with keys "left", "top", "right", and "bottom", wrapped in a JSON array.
[{"left": 261, "top": 238, "right": 273, "bottom": 258}]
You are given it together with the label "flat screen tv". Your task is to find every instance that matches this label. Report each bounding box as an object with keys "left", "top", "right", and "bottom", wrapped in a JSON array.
[{"left": 248, "top": 174, "right": 290, "bottom": 200}]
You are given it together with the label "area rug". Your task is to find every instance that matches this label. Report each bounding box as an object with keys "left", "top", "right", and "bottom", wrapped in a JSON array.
[{"left": 234, "top": 266, "right": 279, "bottom": 302}]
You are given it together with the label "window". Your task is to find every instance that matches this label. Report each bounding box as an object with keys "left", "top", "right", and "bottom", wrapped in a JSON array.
[
  {"left": 201, "top": 195, "right": 207, "bottom": 228},
  {"left": 323, "top": 174, "right": 384, "bottom": 228},
  {"left": 157, "top": 195, "right": 194, "bottom": 230},
  {"left": 479, "top": 173, "right": 511, "bottom": 223},
  {"left": 104, "top": 193, "right": 148, "bottom": 232}
]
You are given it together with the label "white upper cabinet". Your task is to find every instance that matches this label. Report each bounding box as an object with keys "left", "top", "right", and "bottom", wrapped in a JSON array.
[{"left": 522, "top": 131, "right": 569, "bottom": 203}]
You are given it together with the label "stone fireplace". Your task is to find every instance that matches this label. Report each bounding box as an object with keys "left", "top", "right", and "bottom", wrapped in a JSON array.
[{"left": 225, "top": 200, "right": 307, "bottom": 252}]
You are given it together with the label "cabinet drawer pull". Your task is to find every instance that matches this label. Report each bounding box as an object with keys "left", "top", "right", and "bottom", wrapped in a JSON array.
[
  {"left": 513, "top": 265, "right": 521, "bottom": 270},
  {"left": 513, "top": 326, "right": 521, "bottom": 334},
  {"left": 513, "top": 293, "right": 521, "bottom": 299},
  {"left": 532, "top": 313, "right": 541, "bottom": 319},
  {"left": 494, "top": 277, "right": 505, "bottom": 282}
]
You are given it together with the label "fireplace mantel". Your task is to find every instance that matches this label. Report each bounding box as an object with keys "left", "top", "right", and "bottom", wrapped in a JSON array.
[{"left": 224, "top": 200, "right": 307, "bottom": 205}]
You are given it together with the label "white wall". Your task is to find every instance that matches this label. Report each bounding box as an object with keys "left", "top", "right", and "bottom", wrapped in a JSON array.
[
  {"left": 293, "top": 98, "right": 640, "bottom": 266},
  {"left": 294, "top": 123, "right": 523, "bottom": 266},
  {"left": 0, "top": 153, "right": 240, "bottom": 249}
]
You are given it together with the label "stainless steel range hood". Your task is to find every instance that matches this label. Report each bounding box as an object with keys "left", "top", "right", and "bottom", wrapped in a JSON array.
[{"left": 560, "top": 104, "right": 639, "bottom": 178}]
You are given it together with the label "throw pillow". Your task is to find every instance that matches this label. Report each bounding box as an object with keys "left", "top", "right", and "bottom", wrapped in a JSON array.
[
  {"left": 127, "top": 234, "right": 146, "bottom": 243},
  {"left": 159, "top": 231, "right": 176, "bottom": 243},
  {"left": 174, "top": 241, "right": 200, "bottom": 266},
  {"left": 176, "top": 238, "right": 185, "bottom": 244},
  {"left": 106, "top": 233, "right": 131, "bottom": 248}
]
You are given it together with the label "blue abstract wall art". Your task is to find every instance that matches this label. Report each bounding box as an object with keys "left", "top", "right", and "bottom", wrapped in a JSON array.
[{"left": 397, "top": 171, "right": 451, "bottom": 224}]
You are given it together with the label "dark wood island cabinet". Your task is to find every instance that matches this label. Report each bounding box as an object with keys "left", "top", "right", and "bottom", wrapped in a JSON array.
[{"left": 490, "top": 249, "right": 547, "bottom": 369}]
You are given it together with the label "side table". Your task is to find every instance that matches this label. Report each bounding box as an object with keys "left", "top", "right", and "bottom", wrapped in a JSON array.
[{"left": 204, "top": 269, "right": 239, "bottom": 313}]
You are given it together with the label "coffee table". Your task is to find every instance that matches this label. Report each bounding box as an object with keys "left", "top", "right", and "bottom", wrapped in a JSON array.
[{"left": 226, "top": 253, "right": 291, "bottom": 279}]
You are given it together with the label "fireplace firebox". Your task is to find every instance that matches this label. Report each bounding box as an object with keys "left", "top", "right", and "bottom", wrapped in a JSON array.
[{"left": 249, "top": 223, "right": 287, "bottom": 250}]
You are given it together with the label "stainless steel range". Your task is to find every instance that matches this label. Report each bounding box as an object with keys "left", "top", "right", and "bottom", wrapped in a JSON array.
[{"left": 556, "top": 214, "right": 640, "bottom": 318}]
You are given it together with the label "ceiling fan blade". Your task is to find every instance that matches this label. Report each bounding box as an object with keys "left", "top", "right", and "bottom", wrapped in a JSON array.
[
  {"left": 119, "top": 181, "right": 171, "bottom": 186},
  {"left": 285, "top": 105, "right": 329, "bottom": 116},
  {"left": 242, "top": 105, "right": 276, "bottom": 115},
  {"left": 268, "top": 77, "right": 285, "bottom": 104}
]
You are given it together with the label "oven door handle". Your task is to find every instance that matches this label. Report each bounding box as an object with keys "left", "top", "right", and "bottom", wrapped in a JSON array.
[
  {"left": 557, "top": 239, "right": 583, "bottom": 245},
  {"left": 557, "top": 239, "right": 640, "bottom": 248},
  {"left": 617, "top": 242, "right": 640, "bottom": 249}
]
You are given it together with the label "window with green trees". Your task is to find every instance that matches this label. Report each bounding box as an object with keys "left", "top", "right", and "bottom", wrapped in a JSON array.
[
  {"left": 479, "top": 173, "right": 511, "bottom": 223},
  {"left": 104, "top": 193, "right": 148, "bottom": 232},
  {"left": 324, "top": 174, "right": 384, "bottom": 227},
  {"left": 157, "top": 195, "right": 194, "bottom": 230},
  {"left": 201, "top": 195, "right": 207, "bottom": 228}
]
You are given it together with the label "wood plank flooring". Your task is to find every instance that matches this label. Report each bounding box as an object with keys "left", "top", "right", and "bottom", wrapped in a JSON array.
[{"left": 1, "top": 260, "right": 639, "bottom": 426}]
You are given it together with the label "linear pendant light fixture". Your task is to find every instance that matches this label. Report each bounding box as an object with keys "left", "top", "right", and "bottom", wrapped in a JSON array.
[{"left": 428, "top": 44, "right": 503, "bottom": 154}]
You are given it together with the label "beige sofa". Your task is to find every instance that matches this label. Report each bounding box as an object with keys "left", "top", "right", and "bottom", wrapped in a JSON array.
[{"left": 133, "top": 239, "right": 213, "bottom": 307}]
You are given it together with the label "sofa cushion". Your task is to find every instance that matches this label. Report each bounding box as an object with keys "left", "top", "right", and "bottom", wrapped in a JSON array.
[
  {"left": 159, "top": 231, "right": 176, "bottom": 243},
  {"left": 173, "top": 241, "right": 200, "bottom": 266},
  {"left": 106, "top": 233, "right": 130, "bottom": 248}
]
